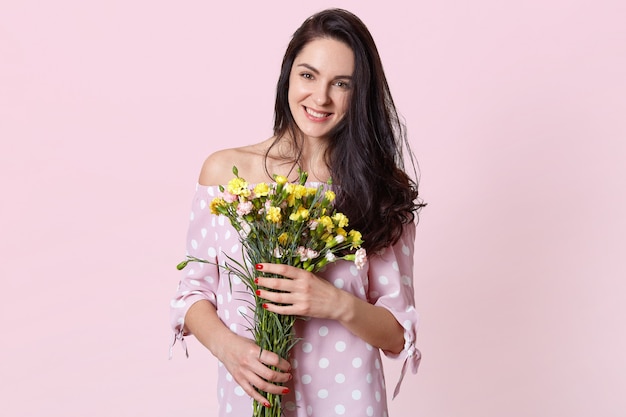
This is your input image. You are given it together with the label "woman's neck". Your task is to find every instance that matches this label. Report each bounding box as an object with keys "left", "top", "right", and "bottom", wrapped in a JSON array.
[{"left": 271, "top": 135, "right": 331, "bottom": 183}]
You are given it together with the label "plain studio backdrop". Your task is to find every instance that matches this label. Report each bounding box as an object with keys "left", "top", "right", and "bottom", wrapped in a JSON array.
[{"left": 1, "top": 1, "right": 625, "bottom": 416}]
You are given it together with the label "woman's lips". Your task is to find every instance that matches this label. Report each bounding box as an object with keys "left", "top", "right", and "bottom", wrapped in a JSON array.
[{"left": 304, "top": 106, "right": 332, "bottom": 120}]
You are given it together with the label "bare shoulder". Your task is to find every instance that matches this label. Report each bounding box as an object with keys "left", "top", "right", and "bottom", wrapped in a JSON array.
[
  {"left": 197, "top": 149, "right": 241, "bottom": 186},
  {"left": 198, "top": 140, "right": 278, "bottom": 186}
]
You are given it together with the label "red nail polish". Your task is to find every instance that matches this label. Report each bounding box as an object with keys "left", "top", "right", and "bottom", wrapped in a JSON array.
[
  {"left": 255, "top": 290, "right": 261, "bottom": 296},
  {"left": 255, "top": 264, "right": 263, "bottom": 270},
  {"left": 262, "top": 303, "right": 269, "bottom": 309},
  {"left": 254, "top": 278, "right": 259, "bottom": 284},
  {"left": 263, "top": 401, "right": 271, "bottom": 408},
  {"left": 282, "top": 388, "right": 290, "bottom": 394}
]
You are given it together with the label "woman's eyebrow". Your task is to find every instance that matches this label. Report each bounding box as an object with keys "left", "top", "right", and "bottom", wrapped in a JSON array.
[{"left": 296, "top": 63, "right": 353, "bottom": 79}]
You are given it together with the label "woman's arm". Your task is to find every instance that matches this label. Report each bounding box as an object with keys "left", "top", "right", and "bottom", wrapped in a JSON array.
[{"left": 335, "top": 290, "right": 405, "bottom": 354}]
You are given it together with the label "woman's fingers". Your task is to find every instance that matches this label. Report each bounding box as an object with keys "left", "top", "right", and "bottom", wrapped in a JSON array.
[
  {"left": 256, "top": 262, "right": 300, "bottom": 277},
  {"left": 233, "top": 352, "right": 291, "bottom": 406},
  {"left": 256, "top": 263, "right": 339, "bottom": 318},
  {"left": 248, "top": 370, "right": 291, "bottom": 395},
  {"left": 258, "top": 347, "right": 292, "bottom": 373},
  {"left": 219, "top": 335, "right": 292, "bottom": 405}
]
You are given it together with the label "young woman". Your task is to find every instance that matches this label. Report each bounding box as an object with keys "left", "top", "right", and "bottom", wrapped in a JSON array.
[{"left": 170, "top": 8, "right": 423, "bottom": 416}]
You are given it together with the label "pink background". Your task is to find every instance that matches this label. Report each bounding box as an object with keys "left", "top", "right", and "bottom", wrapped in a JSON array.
[{"left": 1, "top": 1, "right": 625, "bottom": 416}]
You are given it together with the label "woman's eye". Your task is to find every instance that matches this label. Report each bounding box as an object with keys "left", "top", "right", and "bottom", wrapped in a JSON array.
[
  {"left": 335, "top": 80, "right": 350, "bottom": 89},
  {"left": 301, "top": 73, "right": 313, "bottom": 79}
]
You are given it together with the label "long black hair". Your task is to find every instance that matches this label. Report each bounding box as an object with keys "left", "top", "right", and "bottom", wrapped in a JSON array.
[{"left": 269, "top": 8, "right": 424, "bottom": 253}]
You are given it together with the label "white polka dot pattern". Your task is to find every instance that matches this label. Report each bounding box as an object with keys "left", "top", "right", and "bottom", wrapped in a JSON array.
[{"left": 169, "top": 184, "right": 420, "bottom": 416}]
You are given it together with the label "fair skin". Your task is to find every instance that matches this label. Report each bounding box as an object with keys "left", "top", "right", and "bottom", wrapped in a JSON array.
[
  {"left": 184, "top": 37, "right": 405, "bottom": 407},
  {"left": 287, "top": 37, "right": 353, "bottom": 146}
]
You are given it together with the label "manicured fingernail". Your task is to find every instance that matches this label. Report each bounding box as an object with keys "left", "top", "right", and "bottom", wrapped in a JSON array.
[
  {"left": 255, "top": 264, "right": 263, "bottom": 270},
  {"left": 255, "top": 290, "right": 261, "bottom": 296},
  {"left": 262, "top": 303, "right": 269, "bottom": 309},
  {"left": 254, "top": 278, "right": 259, "bottom": 284},
  {"left": 282, "top": 388, "right": 290, "bottom": 394},
  {"left": 263, "top": 401, "right": 271, "bottom": 408},
  {"left": 287, "top": 373, "right": 292, "bottom": 380}
]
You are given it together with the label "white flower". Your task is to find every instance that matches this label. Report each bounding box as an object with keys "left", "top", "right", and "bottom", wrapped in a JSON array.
[
  {"left": 239, "top": 222, "right": 251, "bottom": 238},
  {"left": 273, "top": 246, "right": 284, "bottom": 258},
  {"left": 354, "top": 248, "right": 367, "bottom": 269},
  {"left": 325, "top": 252, "right": 336, "bottom": 262}
]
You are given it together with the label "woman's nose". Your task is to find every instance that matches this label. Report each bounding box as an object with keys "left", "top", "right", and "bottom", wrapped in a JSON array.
[{"left": 313, "top": 86, "right": 330, "bottom": 105}]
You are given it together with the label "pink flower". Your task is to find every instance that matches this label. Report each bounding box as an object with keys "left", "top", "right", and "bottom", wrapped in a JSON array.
[
  {"left": 222, "top": 191, "right": 237, "bottom": 203},
  {"left": 236, "top": 200, "right": 253, "bottom": 216},
  {"left": 354, "top": 248, "right": 367, "bottom": 269},
  {"left": 296, "top": 246, "right": 308, "bottom": 261},
  {"left": 296, "top": 247, "right": 319, "bottom": 262}
]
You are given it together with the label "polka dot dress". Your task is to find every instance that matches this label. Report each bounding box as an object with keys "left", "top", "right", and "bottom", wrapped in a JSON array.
[{"left": 170, "top": 185, "right": 420, "bottom": 416}]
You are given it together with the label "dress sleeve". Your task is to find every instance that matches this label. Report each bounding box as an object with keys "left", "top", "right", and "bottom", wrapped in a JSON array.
[
  {"left": 169, "top": 184, "right": 221, "bottom": 358},
  {"left": 367, "top": 222, "right": 421, "bottom": 398}
]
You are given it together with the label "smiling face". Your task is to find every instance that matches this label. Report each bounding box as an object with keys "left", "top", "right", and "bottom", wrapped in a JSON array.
[{"left": 287, "top": 37, "right": 355, "bottom": 142}]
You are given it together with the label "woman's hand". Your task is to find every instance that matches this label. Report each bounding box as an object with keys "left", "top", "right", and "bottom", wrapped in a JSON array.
[
  {"left": 254, "top": 263, "right": 345, "bottom": 320},
  {"left": 215, "top": 332, "right": 292, "bottom": 407},
  {"left": 254, "top": 263, "right": 405, "bottom": 354},
  {"left": 184, "top": 300, "right": 292, "bottom": 407}
]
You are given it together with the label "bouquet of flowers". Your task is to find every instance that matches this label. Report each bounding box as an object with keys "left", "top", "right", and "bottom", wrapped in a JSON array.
[{"left": 177, "top": 166, "right": 366, "bottom": 417}]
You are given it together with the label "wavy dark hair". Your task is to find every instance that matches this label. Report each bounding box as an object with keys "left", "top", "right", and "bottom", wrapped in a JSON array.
[{"left": 268, "top": 8, "right": 425, "bottom": 253}]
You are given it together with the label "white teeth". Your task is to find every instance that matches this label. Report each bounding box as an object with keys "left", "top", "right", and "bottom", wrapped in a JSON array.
[{"left": 306, "top": 107, "right": 330, "bottom": 118}]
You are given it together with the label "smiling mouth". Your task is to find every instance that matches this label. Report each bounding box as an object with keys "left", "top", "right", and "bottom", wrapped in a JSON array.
[{"left": 305, "top": 107, "right": 332, "bottom": 118}]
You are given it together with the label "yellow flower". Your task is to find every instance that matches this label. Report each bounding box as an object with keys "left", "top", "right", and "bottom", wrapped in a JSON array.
[
  {"left": 253, "top": 182, "right": 270, "bottom": 197},
  {"left": 336, "top": 227, "right": 347, "bottom": 237},
  {"left": 227, "top": 177, "right": 250, "bottom": 197},
  {"left": 289, "top": 207, "right": 310, "bottom": 222},
  {"left": 348, "top": 229, "right": 362, "bottom": 243},
  {"left": 278, "top": 232, "right": 289, "bottom": 246},
  {"left": 319, "top": 215, "right": 334, "bottom": 232},
  {"left": 324, "top": 190, "right": 336, "bottom": 202},
  {"left": 307, "top": 187, "right": 318, "bottom": 196},
  {"left": 285, "top": 184, "right": 296, "bottom": 206},
  {"left": 285, "top": 184, "right": 307, "bottom": 206},
  {"left": 332, "top": 213, "right": 349, "bottom": 228},
  {"left": 210, "top": 197, "right": 226, "bottom": 214},
  {"left": 348, "top": 229, "right": 363, "bottom": 248},
  {"left": 274, "top": 175, "right": 288, "bottom": 185},
  {"left": 266, "top": 206, "right": 282, "bottom": 223},
  {"left": 292, "top": 185, "right": 307, "bottom": 199}
]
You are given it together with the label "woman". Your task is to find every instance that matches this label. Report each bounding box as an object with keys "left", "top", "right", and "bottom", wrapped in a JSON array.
[{"left": 170, "top": 8, "right": 423, "bottom": 416}]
